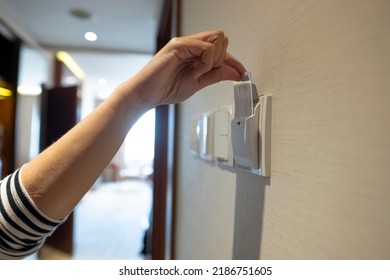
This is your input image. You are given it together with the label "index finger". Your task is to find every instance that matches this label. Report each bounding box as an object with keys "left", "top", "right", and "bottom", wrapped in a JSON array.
[
  {"left": 187, "top": 30, "right": 226, "bottom": 44},
  {"left": 224, "top": 52, "right": 247, "bottom": 77}
]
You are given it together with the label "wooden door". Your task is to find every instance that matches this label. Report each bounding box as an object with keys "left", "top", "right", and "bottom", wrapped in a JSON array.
[
  {"left": 151, "top": 0, "right": 179, "bottom": 260},
  {"left": 39, "top": 85, "right": 78, "bottom": 258},
  {"left": 0, "top": 85, "right": 16, "bottom": 179},
  {"left": 0, "top": 29, "right": 20, "bottom": 178}
]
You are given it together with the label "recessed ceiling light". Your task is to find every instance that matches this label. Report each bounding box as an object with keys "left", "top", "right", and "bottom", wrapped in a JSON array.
[
  {"left": 84, "top": 31, "right": 97, "bottom": 42},
  {"left": 70, "top": 8, "right": 92, "bottom": 21}
]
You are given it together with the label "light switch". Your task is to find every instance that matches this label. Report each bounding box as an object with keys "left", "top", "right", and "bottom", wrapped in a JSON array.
[
  {"left": 213, "top": 108, "right": 232, "bottom": 164},
  {"left": 190, "top": 118, "right": 199, "bottom": 157},
  {"left": 198, "top": 112, "right": 214, "bottom": 161}
]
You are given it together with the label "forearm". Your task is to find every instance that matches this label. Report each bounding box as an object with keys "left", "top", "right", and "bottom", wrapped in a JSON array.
[
  {"left": 0, "top": 30, "right": 245, "bottom": 260},
  {"left": 21, "top": 81, "right": 150, "bottom": 220},
  {"left": 18, "top": 30, "right": 245, "bottom": 221}
]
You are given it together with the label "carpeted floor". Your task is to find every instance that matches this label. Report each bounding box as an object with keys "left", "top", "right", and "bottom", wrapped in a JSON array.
[{"left": 72, "top": 179, "right": 152, "bottom": 260}]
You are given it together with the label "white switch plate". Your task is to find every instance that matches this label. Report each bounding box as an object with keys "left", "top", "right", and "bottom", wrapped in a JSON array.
[
  {"left": 259, "top": 95, "right": 272, "bottom": 177},
  {"left": 231, "top": 95, "right": 272, "bottom": 177},
  {"left": 199, "top": 112, "right": 214, "bottom": 161},
  {"left": 213, "top": 107, "right": 233, "bottom": 167},
  {"left": 190, "top": 117, "right": 200, "bottom": 157}
]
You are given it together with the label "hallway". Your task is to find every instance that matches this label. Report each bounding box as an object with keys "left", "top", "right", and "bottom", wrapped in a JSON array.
[{"left": 73, "top": 179, "right": 152, "bottom": 260}]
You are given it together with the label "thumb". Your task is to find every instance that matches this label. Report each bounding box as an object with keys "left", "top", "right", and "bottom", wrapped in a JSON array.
[
  {"left": 197, "top": 64, "right": 242, "bottom": 90},
  {"left": 196, "top": 53, "right": 246, "bottom": 89}
]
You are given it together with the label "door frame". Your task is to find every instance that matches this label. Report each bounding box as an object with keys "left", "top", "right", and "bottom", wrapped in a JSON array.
[
  {"left": 38, "top": 57, "right": 80, "bottom": 258},
  {"left": 151, "top": 0, "right": 179, "bottom": 260}
]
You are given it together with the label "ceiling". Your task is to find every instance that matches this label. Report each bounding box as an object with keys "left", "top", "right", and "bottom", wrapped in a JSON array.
[{"left": 0, "top": 0, "right": 164, "bottom": 53}]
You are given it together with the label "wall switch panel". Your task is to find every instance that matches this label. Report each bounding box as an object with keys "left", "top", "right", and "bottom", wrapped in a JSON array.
[
  {"left": 231, "top": 102, "right": 260, "bottom": 169},
  {"left": 259, "top": 95, "right": 272, "bottom": 177},
  {"left": 198, "top": 112, "right": 214, "bottom": 161},
  {"left": 231, "top": 73, "right": 272, "bottom": 177},
  {"left": 189, "top": 72, "right": 272, "bottom": 177},
  {"left": 190, "top": 117, "right": 200, "bottom": 157},
  {"left": 213, "top": 107, "right": 234, "bottom": 168}
]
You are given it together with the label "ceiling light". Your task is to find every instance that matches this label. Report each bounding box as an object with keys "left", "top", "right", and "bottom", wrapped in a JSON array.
[
  {"left": 69, "top": 8, "right": 93, "bottom": 21},
  {"left": 56, "top": 51, "right": 86, "bottom": 80},
  {"left": 84, "top": 32, "right": 97, "bottom": 42},
  {"left": 17, "top": 85, "right": 42, "bottom": 96},
  {"left": 0, "top": 86, "right": 12, "bottom": 98}
]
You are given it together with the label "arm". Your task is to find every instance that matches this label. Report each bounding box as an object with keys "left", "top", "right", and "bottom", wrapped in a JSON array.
[{"left": 21, "top": 30, "right": 246, "bottom": 220}]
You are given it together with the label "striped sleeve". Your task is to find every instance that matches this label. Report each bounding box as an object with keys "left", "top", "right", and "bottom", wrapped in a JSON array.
[{"left": 0, "top": 168, "right": 64, "bottom": 259}]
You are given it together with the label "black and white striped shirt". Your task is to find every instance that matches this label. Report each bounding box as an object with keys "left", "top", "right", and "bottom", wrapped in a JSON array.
[{"left": 0, "top": 169, "right": 63, "bottom": 259}]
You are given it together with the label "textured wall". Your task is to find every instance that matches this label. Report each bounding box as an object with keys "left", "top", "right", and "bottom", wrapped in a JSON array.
[{"left": 175, "top": 0, "right": 390, "bottom": 259}]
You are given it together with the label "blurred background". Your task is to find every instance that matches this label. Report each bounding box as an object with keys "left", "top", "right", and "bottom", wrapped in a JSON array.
[{"left": 0, "top": 0, "right": 166, "bottom": 259}]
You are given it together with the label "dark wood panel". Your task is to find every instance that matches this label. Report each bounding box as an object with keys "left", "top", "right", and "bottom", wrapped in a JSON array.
[
  {"left": 151, "top": 0, "right": 179, "bottom": 260},
  {"left": 0, "top": 31, "right": 20, "bottom": 177},
  {"left": 39, "top": 85, "right": 78, "bottom": 256}
]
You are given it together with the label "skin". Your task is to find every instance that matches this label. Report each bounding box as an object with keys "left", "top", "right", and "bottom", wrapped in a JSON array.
[{"left": 21, "top": 30, "right": 246, "bottom": 220}]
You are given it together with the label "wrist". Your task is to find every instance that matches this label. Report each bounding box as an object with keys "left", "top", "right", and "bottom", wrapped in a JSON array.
[{"left": 116, "top": 78, "right": 154, "bottom": 109}]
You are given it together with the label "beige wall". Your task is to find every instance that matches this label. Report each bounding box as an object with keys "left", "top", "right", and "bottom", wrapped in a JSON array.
[{"left": 175, "top": 0, "right": 390, "bottom": 259}]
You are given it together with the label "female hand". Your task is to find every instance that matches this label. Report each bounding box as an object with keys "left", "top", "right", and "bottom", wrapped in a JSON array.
[
  {"left": 130, "top": 30, "right": 246, "bottom": 107},
  {"left": 13, "top": 30, "right": 245, "bottom": 231}
]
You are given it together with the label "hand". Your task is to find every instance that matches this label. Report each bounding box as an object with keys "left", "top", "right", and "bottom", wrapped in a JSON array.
[{"left": 130, "top": 30, "right": 246, "bottom": 107}]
